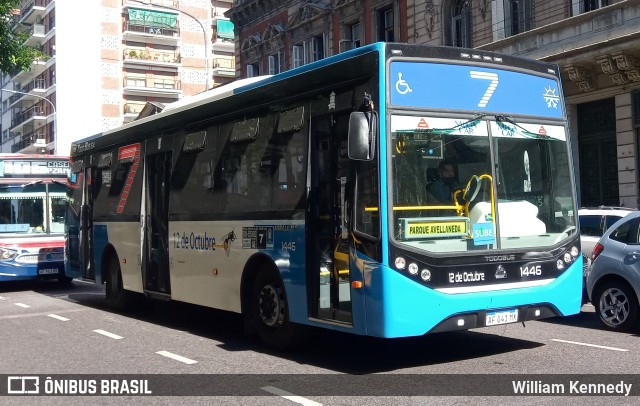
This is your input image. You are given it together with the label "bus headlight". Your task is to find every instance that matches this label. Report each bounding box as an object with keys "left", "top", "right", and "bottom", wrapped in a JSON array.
[
  {"left": 556, "top": 259, "right": 565, "bottom": 270},
  {"left": 420, "top": 269, "right": 432, "bottom": 281},
  {"left": 570, "top": 246, "right": 579, "bottom": 258},
  {"left": 408, "top": 263, "right": 419, "bottom": 275},
  {"left": 0, "top": 247, "right": 18, "bottom": 260},
  {"left": 394, "top": 257, "right": 406, "bottom": 270},
  {"left": 563, "top": 252, "right": 573, "bottom": 264}
]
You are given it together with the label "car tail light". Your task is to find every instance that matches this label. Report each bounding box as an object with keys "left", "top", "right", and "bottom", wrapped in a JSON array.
[{"left": 592, "top": 242, "right": 604, "bottom": 261}]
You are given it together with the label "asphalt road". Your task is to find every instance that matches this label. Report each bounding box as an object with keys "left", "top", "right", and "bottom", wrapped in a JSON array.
[{"left": 1, "top": 279, "right": 639, "bottom": 405}]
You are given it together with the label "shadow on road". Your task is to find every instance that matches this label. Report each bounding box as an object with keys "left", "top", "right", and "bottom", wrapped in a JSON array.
[
  {"left": 29, "top": 280, "right": 545, "bottom": 373},
  {"left": 540, "top": 304, "right": 640, "bottom": 337}
]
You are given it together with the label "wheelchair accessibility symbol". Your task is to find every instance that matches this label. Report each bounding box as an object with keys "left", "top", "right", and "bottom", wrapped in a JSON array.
[{"left": 395, "top": 72, "right": 413, "bottom": 95}]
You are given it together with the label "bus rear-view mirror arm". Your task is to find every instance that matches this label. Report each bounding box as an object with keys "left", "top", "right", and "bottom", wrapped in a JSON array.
[{"left": 348, "top": 111, "right": 377, "bottom": 161}]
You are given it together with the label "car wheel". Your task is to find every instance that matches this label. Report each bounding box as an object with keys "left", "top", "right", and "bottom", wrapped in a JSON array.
[{"left": 594, "top": 281, "right": 639, "bottom": 332}]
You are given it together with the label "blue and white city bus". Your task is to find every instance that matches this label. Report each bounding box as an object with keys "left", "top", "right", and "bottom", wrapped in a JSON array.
[{"left": 66, "top": 43, "right": 582, "bottom": 348}]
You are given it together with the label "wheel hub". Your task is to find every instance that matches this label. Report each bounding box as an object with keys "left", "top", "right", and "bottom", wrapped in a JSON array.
[
  {"left": 259, "top": 284, "right": 283, "bottom": 327},
  {"left": 600, "top": 288, "right": 629, "bottom": 326}
]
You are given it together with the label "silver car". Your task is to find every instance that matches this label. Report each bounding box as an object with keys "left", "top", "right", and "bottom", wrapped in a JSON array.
[
  {"left": 585, "top": 211, "right": 640, "bottom": 331},
  {"left": 578, "top": 207, "right": 635, "bottom": 258}
]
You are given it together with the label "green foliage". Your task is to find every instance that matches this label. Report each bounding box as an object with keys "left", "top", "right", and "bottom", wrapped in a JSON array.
[{"left": 0, "top": 0, "right": 49, "bottom": 74}]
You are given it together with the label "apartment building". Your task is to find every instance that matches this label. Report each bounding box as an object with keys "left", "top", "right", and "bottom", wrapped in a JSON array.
[
  {"left": 0, "top": 0, "right": 235, "bottom": 156},
  {"left": 227, "top": 0, "right": 640, "bottom": 208}
]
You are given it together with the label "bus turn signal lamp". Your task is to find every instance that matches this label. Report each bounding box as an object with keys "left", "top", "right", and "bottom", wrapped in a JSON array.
[{"left": 351, "top": 281, "right": 363, "bottom": 289}]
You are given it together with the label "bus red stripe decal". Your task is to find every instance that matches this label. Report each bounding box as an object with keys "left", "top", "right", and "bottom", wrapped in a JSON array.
[{"left": 116, "top": 144, "right": 141, "bottom": 214}]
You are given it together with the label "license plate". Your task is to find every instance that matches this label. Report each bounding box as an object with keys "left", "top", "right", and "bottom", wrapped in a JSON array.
[
  {"left": 486, "top": 309, "right": 518, "bottom": 326},
  {"left": 38, "top": 268, "right": 59, "bottom": 275}
]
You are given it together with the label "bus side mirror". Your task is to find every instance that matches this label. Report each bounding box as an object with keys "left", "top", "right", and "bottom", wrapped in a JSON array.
[{"left": 348, "top": 112, "right": 376, "bottom": 161}]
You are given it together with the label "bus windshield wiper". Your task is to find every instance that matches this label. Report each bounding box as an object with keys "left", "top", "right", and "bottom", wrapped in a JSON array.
[
  {"left": 495, "top": 115, "right": 552, "bottom": 140},
  {"left": 21, "top": 180, "right": 43, "bottom": 188}
]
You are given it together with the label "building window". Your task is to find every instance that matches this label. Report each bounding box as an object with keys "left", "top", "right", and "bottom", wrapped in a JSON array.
[
  {"left": 451, "top": 0, "right": 471, "bottom": 47},
  {"left": 247, "top": 63, "right": 260, "bottom": 78},
  {"left": 126, "top": 77, "right": 146, "bottom": 87},
  {"left": 311, "top": 34, "right": 325, "bottom": 61},
  {"left": 504, "top": 0, "right": 532, "bottom": 36},
  {"left": 292, "top": 43, "right": 306, "bottom": 68},
  {"left": 378, "top": 7, "right": 394, "bottom": 42},
  {"left": 351, "top": 22, "right": 361, "bottom": 48},
  {"left": 572, "top": 0, "right": 609, "bottom": 15},
  {"left": 268, "top": 51, "right": 282, "bottom": 75},
  {"left": 340, "top": 22, "right": 361, "bottom": 52}
]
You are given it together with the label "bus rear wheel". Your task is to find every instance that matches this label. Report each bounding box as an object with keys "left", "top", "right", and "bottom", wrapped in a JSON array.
[
  {"left": 252, "top": 268, "right": 302, "bottom": 350},
  {"left": 105, "top": 254, "right": 136, "bottom": 311}
]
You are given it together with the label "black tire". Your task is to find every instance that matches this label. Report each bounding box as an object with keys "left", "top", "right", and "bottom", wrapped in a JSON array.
[
  {"left": 105, "top": 254, "right": 136, "bottom": 311},
  {"left": 57, "top": 274, "right": 73, "bottom": 285},
  {"left": 251, "top": 268, "right": 303, "bottom": 351},
  {"left": 594, "top": 281, "right": 639, "bottom": 332}
]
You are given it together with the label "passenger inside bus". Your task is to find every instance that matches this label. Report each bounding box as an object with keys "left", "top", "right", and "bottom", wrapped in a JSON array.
[{"left": 427, "top": 159, "right": 457, "bottom": 204}]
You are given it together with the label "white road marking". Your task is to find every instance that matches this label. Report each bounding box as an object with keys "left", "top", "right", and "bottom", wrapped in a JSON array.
[
  {"left": 93, "top": 329, "right": 124, "bottom": 340},
  {"left": 551, "top": 338, "right": 628, "bottom": 352},
  {"left": 261, "top": 386, "right": 323, "bottom": 406},
  {"left": 155, "top": 350, "right": 198, "bottom": 365},
  {"left": 47, "top": 314, "right": 70, "bottom": 321},
  {"left": 14, "top": 303, "right": 31, "bottom": 308},
  {"left": 0, "top": 309, "right": 83, "bottom": 320},
  {"left": 0, "top": 296, "right": 6, "bottom": 300}
]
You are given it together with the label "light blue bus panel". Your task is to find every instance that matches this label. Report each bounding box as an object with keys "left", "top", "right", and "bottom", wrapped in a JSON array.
[{"left": 389, "top": 62, "right": 564, "bottom": 118}]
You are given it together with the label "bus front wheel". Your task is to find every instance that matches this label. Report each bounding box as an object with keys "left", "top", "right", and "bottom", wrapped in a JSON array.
[{"left": 251, "top": 268, "right": 302, "bottom": 350}]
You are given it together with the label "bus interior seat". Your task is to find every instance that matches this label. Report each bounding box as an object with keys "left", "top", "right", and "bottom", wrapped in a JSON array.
[
  {"left": 426, "top": 167, "right": 439, "bottom": 183},
  {"left": 469, "top": 200, "right": 546, "bottom": 238}
]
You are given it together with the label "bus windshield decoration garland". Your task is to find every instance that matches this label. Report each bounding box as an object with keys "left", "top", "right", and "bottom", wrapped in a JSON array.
[{"left": 66, "top": 43, "right": 582, "bottom": 349}]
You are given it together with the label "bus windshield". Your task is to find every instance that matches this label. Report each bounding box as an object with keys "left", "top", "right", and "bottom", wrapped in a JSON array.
[
  {"left": 0, "top": 182, "right": 66, "bottom": 235},
  {"left": 390, "top": 115, "right": 576, "bottom": 252}
]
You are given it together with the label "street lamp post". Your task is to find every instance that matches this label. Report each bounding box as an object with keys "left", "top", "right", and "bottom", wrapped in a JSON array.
[
  {"left": 0, "top": 88, "right": 57, "bottom": 154},
  {"left": 129, "top": 0, "right": 211, "bottom": 91}
]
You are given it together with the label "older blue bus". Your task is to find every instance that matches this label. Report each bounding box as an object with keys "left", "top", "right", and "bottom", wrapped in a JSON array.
[
  {"left": 66, "top": 43, "right": 582, "bottom": 348},
  {"left": 0, "top": 154, "right": 68, "bottom": 283}
]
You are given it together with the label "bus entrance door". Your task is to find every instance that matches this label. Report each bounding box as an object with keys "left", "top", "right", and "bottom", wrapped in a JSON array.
[
  {"left": 80, "top": 167, "right": 95, "bottom": 280},
  {"left": 143, "top": 150, "right": 172, "bottom": 295},
  {"left": 309, "top": 113, "right": 353, "bottom": 325}
]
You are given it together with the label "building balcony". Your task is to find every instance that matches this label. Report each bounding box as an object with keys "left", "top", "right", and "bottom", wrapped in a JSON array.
[
  {"left": 122, "top": 22, "right": 180, "bottom": 46},
  {"left": 12, "top": 55, "right": 54, "bottom": 85},
  {"left": 123, "top": 48, "right": 180, "bottom": 68},
  {"left": 7, "top": 79, "right": 48, "bottom": 108},
  {"left": 212, "top": 17, "right": 235, "bottom": 50},
  {"left": 212, "top": 39, "right": 234, "bottom": 53},
  {"left": 17, "top": 0, "right": 47, "bottom": 26},
  {"left": 22, "top": 24, "right": 46, "bottom": 47},
  {"left": 10, "top": 105, "right": 52, "bottom": 134},
  {"left": 123, "top": 76, "right": 182, "bottom": 97},
  {"left": 212, "top": 58, "right": 235, "bottom": 77},
  {"left": 11, "top": 132, "right": 49, "bottom": 154}
]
